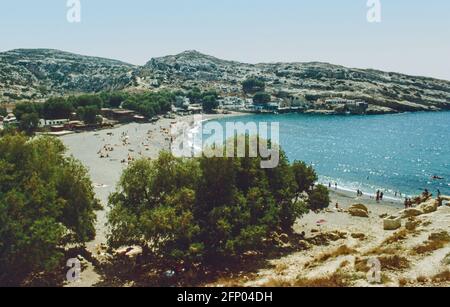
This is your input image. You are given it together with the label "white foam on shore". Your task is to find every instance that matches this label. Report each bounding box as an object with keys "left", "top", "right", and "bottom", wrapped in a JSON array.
[{"left": 318, "top": 178, "right": 405, "bottom": 203}]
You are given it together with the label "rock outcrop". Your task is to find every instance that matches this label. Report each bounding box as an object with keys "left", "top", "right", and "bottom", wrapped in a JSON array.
[
  {"left": 348, "top": 204, "right": 369, "bottom": 218},
  {"left": 384, "top": 216, "right": 402, "bottom": 231}
]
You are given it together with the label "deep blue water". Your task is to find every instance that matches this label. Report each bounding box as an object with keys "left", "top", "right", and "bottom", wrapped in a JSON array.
[{"left": 204, "top": 112, "right": 450, "bottom": 198}]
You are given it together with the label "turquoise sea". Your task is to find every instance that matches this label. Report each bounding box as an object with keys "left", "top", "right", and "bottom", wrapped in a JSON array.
[{"left": 204, "top": 112, "right": 450, "bottom": 198}]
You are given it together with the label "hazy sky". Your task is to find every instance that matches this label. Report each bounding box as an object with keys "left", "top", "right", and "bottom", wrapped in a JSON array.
[{"left": 1, "top": 0, "right": 449, "bottom": 80}]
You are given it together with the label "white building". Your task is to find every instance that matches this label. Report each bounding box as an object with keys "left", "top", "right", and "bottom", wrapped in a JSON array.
[{"left": 39, "top": 119, "right": 69, "bottom": 128}]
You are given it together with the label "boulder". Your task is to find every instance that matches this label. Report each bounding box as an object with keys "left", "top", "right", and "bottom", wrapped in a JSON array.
[
  {"left": 405, "top": 218, "right": 421, "bottom": 231},
  {"left": 328, "top": 231, "right": 347, "bottom": 241},
  {"left": 350, "top": 204, "right": 369, "bottom": 213},
  {"left": 116, "top": 245, "right": 143, "bottom": 259},
  {"left": 384, "top": 216, "right": 402, "bottom": 231},
  {"left": 349, "top": 208, "right": 369, "bottom": 218},
  {"left": 417, "top": 199, "right": 438, "bottom": 214},
  {"left": 400, "top": 208, "right": 424, "bottom": 218}
]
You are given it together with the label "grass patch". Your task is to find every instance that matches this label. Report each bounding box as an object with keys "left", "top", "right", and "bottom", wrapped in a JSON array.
[
  {"left": 378, "top": 255, "right": 410, "bottom": 271},
  {"left": 317, "top": 245, "right": 356, "bottom": 262},
  {"left": 355, "top": 255, "right": 409, "bottom": 272},
  {"left": 365, "top": 245, "right": 399, "bottom": 256},
  {"left": 383, "top": 229, "right": 409, "bottom": 245},
  {"left": 412, "top": 231, "right": 450, "bottom": 255},
  {"left": 264, "top": 271, "right": 351, "bottom": 287},
  {"left": 432, "top": 270, "right": 450, "bottom": 283}
]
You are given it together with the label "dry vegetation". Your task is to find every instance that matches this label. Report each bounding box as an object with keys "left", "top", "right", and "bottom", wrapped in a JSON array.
[
  {"left": 431, "top": 270, "right": 450, "bottom": 283},
  {"left": 383, "top": 229, "right": 409, "bottom": 245},
  {"left": 265, "top": 270, "right": 351, "bottom": 288},
  {"left": 412, "top": 231, "right": 450, "bottom": 255},
  {"left": 316, "top": 245, "right": 356, "bottom": 262}
]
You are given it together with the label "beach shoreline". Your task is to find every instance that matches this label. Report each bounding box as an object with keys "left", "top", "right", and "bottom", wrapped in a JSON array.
[{"left": 60, "top": 111, "right": 422, "bottom": 287}]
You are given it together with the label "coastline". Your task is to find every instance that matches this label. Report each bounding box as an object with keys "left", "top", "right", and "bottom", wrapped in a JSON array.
[{"left": 60, "top": 111, "right": 435, "bottom": 287}]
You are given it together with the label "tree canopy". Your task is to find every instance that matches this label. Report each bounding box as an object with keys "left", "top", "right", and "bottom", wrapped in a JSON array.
[
  {"left": 253, "top": 92, "right": 272, "bottom": 105},
  {"left": 107, "top": 138, "right": 329, "bottom": 269},
  {"left": 242, "top": 78, "right": 266, "bottom": 94},
  {"left": 0, "top": 134, "right": 100, "bottom": 285}
]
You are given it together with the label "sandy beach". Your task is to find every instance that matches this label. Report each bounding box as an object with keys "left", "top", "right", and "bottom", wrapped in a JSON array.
[
  {"left": 224, "top": 190, "right": 450, "bottom": 287},
  {"left": 61, "top": 112, "right": 246, "bottom": 286},
  {"left": 60, "top": 113, "right": 449, "bottom": 287}
]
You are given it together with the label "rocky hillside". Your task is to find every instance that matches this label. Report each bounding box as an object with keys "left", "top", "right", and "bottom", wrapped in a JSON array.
[
  {"left": 0, "top": 49, "right": 136, "bottom": 102},
  {"left": 1, "top": 49, "right": 450, "bottom": 113},
  {"left": 137, "top": 51, "right": 450, "bottom": 113}
]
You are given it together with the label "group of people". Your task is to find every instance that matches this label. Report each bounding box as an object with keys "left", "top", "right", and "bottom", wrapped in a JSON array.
[
  {"left": 356, "top": 189, "right": 364, "bottom": 197},
  {"left": 403, "top": 197, "right": 414, "bottom": 209},
  {"left": 328, "top": 182, "right": 338, "bottom": 190},
  {"left": 376, "top": 190, "right": 384, "bottom": 202},
  {"left": 98, "top": 144, "right": 114, "bottom": 159}
]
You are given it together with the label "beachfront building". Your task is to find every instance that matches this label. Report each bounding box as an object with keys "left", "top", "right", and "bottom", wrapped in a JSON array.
[
  {"left": 2, "top": 113, "right": 18, "bottom": 127},
  {"left": 39, "top": 118, "right": 70, "bottom": 128},
  {"left": 219, "top": 96, "right": 246, "bottom": 111},
  {"left": 101, "top": 108, "right": 136, "bottom": 123},
  {"left": 324, "top": 98, "right": 369, "bottom": 114}
]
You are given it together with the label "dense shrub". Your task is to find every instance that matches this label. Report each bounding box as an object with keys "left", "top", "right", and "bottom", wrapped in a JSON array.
[
  {"left": 0, "top": 134, "right": 100, "bottom": 285},
  {"left": 107, "top": 139, "right": 329, "bottom": 268}
]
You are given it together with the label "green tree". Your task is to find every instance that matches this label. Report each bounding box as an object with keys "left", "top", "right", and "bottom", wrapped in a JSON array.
[
  {"left": 41, "top": 98, "right": 73, "bottom": 119},
  {"left": 13, "top": 102, "right": 40, "bottom": 121},
  {"left": 202, "top": 95, "right": 219, "bottom": 113},
  {"left": 292, "top": 161, "right": 318, "bottom": 194},
  {"left": 0, "top": 135, "right": 100, "bottom": 286},
  {"left": 242, "top": 78, "right": 265, "bottom": 94},
  {"left": 19, "top": 112, "right": 40, "bottom": 135},
  {"left": 253, "top": 92, "right": 271, "bottom": 105},
  {"left": 78, "top": 105, "right": 100, "bottom": 125},
  {"left": 107, "top": 137, "right": 320, "bottom": 269},
  {"left": 308, "top": 184, "right": 331, "bottom": 212},
  {"left": 0, "top": 106, "right": 7, "bottom": 117}
]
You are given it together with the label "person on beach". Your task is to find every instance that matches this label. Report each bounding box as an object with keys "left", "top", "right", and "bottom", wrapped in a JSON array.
[
  {"left": 335, "top": 182, "right": 338, "bottom": 190},
  {"left": 329, "top": 182, "right": 332, "bottom": 189},
  {"left": 380, "top": 192, "right": 384, "bottom": 201},
  {"left": 404, "top": 197, "right": 408, "bottom": 209},
  {"left": 437, "top": 189, "right": 441, "bottom": 198},
  {"left": 376, "top": 190, "right": 380, "bottom": 203}
]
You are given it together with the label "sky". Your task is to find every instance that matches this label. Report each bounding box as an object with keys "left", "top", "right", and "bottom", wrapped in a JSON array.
[{"left": 0, "top": 0, "right": 449, "bottom": 80}]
